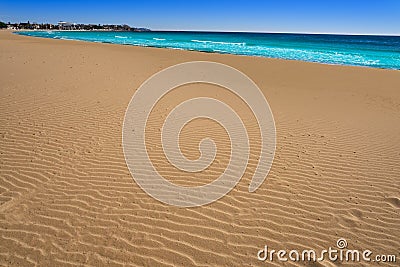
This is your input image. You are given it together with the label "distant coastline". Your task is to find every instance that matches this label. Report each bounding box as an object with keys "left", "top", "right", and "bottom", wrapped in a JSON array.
[{"left": 2, "top": 21, "right": 150, "bottom": 32}]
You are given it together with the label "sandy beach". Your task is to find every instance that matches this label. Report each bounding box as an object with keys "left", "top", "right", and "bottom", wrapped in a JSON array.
[{"left": 0, "top": 30, "right": 399, "bottom": 266}]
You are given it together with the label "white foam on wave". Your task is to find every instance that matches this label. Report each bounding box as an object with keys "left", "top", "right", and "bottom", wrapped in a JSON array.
[
  {"left": 153, "top": 38, "right": 166, "bottom": 41},
  {"left": 115, "top": 35, "right": 128, "bottom": 39},
  {"left": 191, "top": 39, "right": 246, "bottom": 46}
]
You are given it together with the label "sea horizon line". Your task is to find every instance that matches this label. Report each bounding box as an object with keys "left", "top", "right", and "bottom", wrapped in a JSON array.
[{"left": 10, "top": 28, "right": 400, "bottom": 37}]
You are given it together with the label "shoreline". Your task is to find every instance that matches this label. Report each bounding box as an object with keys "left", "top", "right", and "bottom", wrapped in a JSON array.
[{"left": 12, "top": 30, "right": 400, "bottom": 71}]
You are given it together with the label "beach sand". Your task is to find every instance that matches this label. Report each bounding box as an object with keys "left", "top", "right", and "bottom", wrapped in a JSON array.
[{"left": 0, "top": 30, "right": 399, "bottom": 266}]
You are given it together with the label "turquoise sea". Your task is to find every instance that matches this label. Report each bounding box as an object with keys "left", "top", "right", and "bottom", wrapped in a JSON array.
[{"left": 16, "top": 31, "right": 400, "bottom": 70}]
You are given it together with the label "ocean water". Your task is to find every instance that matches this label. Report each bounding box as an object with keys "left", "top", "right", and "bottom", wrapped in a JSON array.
[{"left": 16, "top": 31, "right": 400, "bottom": 70}]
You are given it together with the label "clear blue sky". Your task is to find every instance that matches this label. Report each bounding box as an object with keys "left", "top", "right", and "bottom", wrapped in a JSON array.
[{"left": 1, "top": 0, "right": 399, "bottom": 35}]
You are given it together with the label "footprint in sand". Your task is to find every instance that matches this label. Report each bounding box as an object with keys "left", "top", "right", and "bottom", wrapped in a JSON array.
[{"left": 385, "top": 197, "right": 400, "bottom": 209}]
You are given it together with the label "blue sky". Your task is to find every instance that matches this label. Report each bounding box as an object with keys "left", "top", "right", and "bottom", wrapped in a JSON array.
[{"left": 1, "top": 0, "right": 399, "bottom": 35}]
